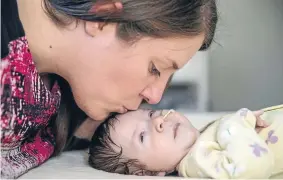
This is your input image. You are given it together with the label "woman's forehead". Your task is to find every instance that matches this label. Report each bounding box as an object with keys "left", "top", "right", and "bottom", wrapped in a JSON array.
[{"left": 139, "top": 35, "right": 204, "bottom": 64}]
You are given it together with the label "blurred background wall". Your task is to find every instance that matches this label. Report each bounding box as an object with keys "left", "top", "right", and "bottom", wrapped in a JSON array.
[{"left": 142, "top": 0, "right": 283, "bottom": 112}]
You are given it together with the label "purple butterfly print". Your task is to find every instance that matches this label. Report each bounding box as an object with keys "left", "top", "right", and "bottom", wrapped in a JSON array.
[
  {"left": 265, "top": 130, "right": 278, "bottom": 144},
  {"left": 214, "top": 163, "right": 220, "bottom": 173},
  {"left": 250, "top": 143, "right": 268, "bottom": 157}
]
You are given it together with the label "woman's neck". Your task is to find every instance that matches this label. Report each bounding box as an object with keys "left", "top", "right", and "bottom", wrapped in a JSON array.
[
  {"left": 17, "top": 0, "right": 61, "bottom": 74},
  {"left": 74, "top": 118, "right": 103, "bottom": 140}
]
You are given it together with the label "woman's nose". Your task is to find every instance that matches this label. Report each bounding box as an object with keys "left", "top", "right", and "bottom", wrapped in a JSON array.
[
  {"left": 153, "top": 116, "right": 164, "bottom": 133},
  {"left": 140, "top": 82, "right": 166, "bottom": 105},
  {"left": 140, "top": 89, "right": 162, "bottom": 104}
]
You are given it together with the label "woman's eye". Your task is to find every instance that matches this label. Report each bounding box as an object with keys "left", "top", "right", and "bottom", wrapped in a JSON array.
[
  {"left": 140, "top": 132, "right": 145, "bottom": 143},
  {"left": 149, "top": 62, "right": 160, "bottom": 77},
  {"left": 149, "top": 110, "right": 155, "bottom": 117}
]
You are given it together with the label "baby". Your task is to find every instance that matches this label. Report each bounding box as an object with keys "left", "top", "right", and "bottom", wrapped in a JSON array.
[{"left": 88, "top": 105, "right": 283, "bottom": 179}]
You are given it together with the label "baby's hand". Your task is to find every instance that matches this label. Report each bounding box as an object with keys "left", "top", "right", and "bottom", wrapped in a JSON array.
[{"left": 253, "top": 110, "right": 269, "bottom": 133}]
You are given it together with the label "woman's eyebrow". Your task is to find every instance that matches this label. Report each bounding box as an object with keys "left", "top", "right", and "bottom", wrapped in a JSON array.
[
  {"left": 151, "top": 56, "right": 179, "bottom": 70},
  {"left": 166, "top": 57, "right": 179, "bottom": 70}
]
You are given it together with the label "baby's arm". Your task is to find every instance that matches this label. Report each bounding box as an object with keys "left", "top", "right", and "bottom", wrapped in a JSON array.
[
  {"left": 199, "top": 109, "right": 267, "bottom": 134},
  {"left": 215, "top": 109, "right": 274, "bottom": 178},
  {"left": 179, "top": 108, "right": 274, "bottom": 179}
]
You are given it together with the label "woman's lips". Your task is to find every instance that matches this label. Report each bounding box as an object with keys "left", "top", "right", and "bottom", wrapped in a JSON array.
[
  {"left": 174, "top": 123, "right": 180, "bottom": 138},
  {"left": 118, "top": 106, "right": 128, "bottom": 113}
]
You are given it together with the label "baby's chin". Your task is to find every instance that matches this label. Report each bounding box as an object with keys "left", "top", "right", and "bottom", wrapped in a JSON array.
[
  {"left": 173, "top": 129, "right": 200, "bottom": 175},
  {"left": 175, "top": 132, "right": 199, "bottom": 173},
  {"left": 193, "top": 127, "right": 200, "bottom": 138},
  {"left": 191, "top": 128, "right": 200, "bottom": 142},
  {"left": 183, "top": 127, "right": 199, "bottom": 151}
]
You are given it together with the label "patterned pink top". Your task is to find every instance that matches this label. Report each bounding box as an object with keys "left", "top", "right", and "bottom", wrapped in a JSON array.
[{"left": 1, "top": 37, "right": 61, "bottom": 178}]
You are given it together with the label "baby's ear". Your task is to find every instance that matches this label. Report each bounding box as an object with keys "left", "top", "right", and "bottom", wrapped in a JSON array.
[{"left": 156, "top": 172, "right": 166, "bottom": 176}]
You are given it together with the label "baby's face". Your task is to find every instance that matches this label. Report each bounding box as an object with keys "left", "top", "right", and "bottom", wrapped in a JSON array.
[{"left": 109, "top": 109, "right": 199, "bottom": 174}]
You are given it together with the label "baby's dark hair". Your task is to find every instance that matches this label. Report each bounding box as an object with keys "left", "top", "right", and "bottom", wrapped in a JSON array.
[{"left": 88, "top": 113, "right": 158, "bottom": 176}]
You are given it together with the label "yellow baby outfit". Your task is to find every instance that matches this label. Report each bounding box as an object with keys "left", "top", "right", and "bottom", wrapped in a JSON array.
[{"left": 178, "top": 105, "right": 283, "bottom": 179}]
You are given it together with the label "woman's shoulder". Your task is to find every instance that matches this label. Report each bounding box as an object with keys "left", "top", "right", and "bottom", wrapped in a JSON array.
[
  {"left": 1, "top": 37, "right": 61, "bottom": 155},
  {"left": 0, "top": 35, "right": 61, "bottom": 178},
  {"left": 2, "top": 37, "right": 32, "bottom": 66},
  {"left": 1, "top": 37, "right": 40, "bottom": 98},
  {"left": 1, "top": 36, "right": 61, "bottom": 123}
]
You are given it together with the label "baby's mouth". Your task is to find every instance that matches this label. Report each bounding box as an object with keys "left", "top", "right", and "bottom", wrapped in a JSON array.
[{"left": 173, "top": 123, "right": 180, "bottom": 139}]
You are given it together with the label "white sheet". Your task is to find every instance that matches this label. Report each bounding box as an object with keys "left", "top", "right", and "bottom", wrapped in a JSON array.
[{"left": 20, "top": 112, "right": 227, "bottom": 179}]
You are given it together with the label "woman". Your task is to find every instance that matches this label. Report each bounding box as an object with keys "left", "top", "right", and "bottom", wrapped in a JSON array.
[{"left": 1, "top": 0, "right": 218, "bottom": 178}]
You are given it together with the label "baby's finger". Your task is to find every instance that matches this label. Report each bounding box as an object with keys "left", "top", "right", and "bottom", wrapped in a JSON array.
[
  {"left": 256, "top": 117, "right": 268, "bottom": 127},
  {"left": 253, "top": 110, "right": 264, "bottom": 117}
]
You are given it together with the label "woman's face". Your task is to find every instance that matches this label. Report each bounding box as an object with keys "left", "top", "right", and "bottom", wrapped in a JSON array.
[{"left": 58, "top": 23, "right": 204, "bottom": 120}]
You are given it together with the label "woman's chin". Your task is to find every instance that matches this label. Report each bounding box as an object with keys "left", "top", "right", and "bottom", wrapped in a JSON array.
[{"left": 88, "top": 111, "right": 110, "bottom": 121}]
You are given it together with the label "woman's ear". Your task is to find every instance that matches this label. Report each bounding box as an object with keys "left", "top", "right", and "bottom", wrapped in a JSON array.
[
  {"left": 84, "top": 21, "right": 105, "bottom": 37},
  {"left": 84, "top": 21, "right": 117, "bottom": 37},
  {"left": 85, "top": 1, "right": 122, "bottom": 37}
]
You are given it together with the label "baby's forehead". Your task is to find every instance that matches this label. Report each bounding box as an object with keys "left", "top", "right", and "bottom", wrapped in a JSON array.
[
  {"left": 116, "top": 110, "right": 149, "bottom": 123},
  {"left": 110, "top": 110, "right": 149, "bottom": 136},
  {"left": 113, "top": 114, "right": 141, "bottom": 129},
  {"left": 109, "top": 118, "right": 137, "bottom": 148}
]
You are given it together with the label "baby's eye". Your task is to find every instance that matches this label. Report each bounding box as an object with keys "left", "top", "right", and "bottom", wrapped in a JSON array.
[
  {"left": 140, "top": 132, "right": 145, "bottom": 143},
  {"left": 149, "top": 110, "right": 155, "bottom": 117}
]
